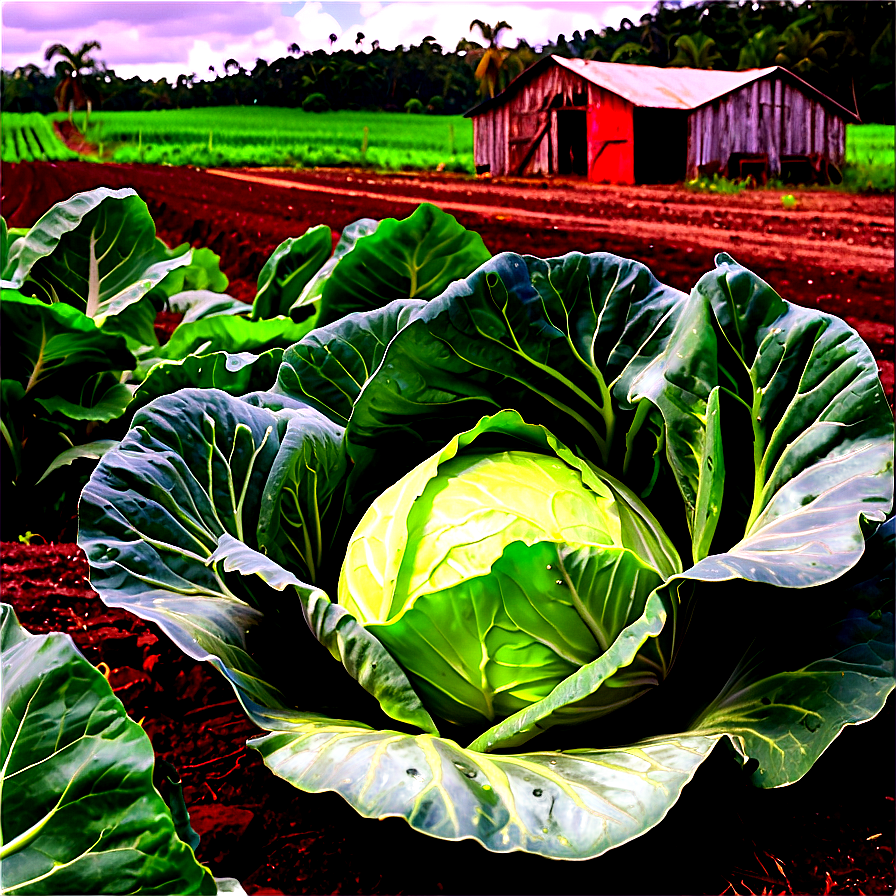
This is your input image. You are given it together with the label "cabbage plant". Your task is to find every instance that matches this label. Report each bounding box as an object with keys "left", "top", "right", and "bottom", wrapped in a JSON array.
[{"left": 78, "top": 244, "right": 894, "bottom": 860}]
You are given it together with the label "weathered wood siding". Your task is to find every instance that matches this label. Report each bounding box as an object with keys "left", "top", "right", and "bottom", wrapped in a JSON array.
[
  {"left": 473, "top": 66, "right": 635, "bottom": 180},
  {"left": 686, "top": 73, "right": 847, "bottom": 178}
]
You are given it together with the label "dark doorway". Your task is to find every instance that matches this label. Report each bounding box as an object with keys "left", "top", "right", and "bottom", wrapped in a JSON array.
[
  {"left": 557, "top": 109, "right": 587, "bottom": 176},
  {"left": 633, "top": 108, "right": 688, "bottom": 183}
]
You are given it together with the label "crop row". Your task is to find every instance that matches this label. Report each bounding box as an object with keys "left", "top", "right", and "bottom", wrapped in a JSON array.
[{"left": 1, "top": 112, "right": 80, "bottom": 163}]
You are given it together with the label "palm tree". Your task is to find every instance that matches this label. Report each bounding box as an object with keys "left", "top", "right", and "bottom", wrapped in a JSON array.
[
  {"left": 44, "top": 40, "right": 102, "bottom": 124},
  {"left": 737, "top": 26, "right": 782, "bottom": 70},
  {"left": 667, "top": 33, "right": 723, "bottom": 69},
  {"left": 461, "top": 19, "right": 513, "bottom": 99}
]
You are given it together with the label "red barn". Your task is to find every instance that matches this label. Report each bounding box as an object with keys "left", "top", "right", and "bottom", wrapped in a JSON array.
[{"left": 465, "top": 56, "right": 860, "bottom": 184}]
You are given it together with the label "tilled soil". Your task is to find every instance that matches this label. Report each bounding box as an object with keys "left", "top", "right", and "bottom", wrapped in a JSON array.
[
  {"left": 2, "top": 542, "right": 894, "bottom": 895},
  {"left": 2, "top": 161, "right": 894, "bottom": 894},
  {"left": 2, "top": 160, "right": 893, "bottom": 401}
]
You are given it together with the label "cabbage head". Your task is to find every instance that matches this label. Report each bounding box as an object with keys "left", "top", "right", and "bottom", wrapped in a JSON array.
[
  {"left": 340, "top": 447, "right": 672, "bottom": 729},
  {"left": 79, "top": 241, "right": 894, "bottom": 862}
]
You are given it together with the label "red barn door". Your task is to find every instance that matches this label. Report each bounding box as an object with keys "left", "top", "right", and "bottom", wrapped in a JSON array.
[{"left": 587, "top": 97, "right": 634, "bottom": 184}]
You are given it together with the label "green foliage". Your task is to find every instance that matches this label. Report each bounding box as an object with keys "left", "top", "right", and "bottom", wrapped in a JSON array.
[
  {"left": 844, "top": 123, "right": 895, "bottom": 191},
  {"left": 0, "top": 604, "right": 218, "bottom": 895},
  {"left": 78, "top": 226, "right": 893, "bottom": 861},
  {"left": 84, "top": 107, "right": 473, "bottom": 173},
  {"left": 1, "top": 112, "right": 79, "bottom": 162},
  {"left": 302, "top": 92, "right": 330, "bottom": 113},
  {"left": 404, "top": 97, "right": 424, "bottom": 114}
]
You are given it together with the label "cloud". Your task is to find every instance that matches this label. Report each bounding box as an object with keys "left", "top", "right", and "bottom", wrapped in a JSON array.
[{"left": 1, "top": 1, "right": 658, "bottom": 80}]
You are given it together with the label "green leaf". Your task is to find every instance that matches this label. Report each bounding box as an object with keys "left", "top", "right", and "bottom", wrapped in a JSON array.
[
  {"left": 252, "top": 225, "right": 332, "bottom": 321},
  {"left": 1, "top": 289, "right": 135, "bottom": 397},
  {"left": 1, "top": 216, "right": 8, "bottom": 278},
  {"left": 207, "top": 533, "right": 438, "bottom": 735},
  {"left": 676, "top": 256, "right": 894, "bottom": 586},
  {"left": 154, "top": 245, "right": 229, "bottom": 300},
  {"left": 691, "top": 518, "right": 895, "bottom": 787},
  {"left": 133, "top": 348, "right": 284, "bottom": 409},
  {"left": 167, "top": 290, "right": 251, "bottom": 324},
  {"left": 78, "top": 388, "right": 293, "bottom": 709},
  {"left": 290, "top": 217, "right": 378, "bottom": 320},
  {"left": 35, "top": 381, "right": 133, "bottom": 423},
  {"left": 346, "top": 252, "right": 686, "bottom": 486},
  {"left": 274, "top": 299, "right": 426, "bottom": 425},
  {"left": 315, "top": 203, "right": 490, "bottom": 327},
  {"left": 249, "top": 720, "right": 719, "bottom": 860},
  {"left": 0, "top": 604, "right": 216, "bottom": 895},
  {"left": 37, "top": 439, "right": 119, "bottom": 484},
  {"left": 139, "top": 315, "right": 313, "bottom": 375},
  {"left": 4, "top": 186, "right": 190, "bottom": 324},
  {"left": 468, "top": 589, "right": 668, "bottom": 751},
  {"left": 255, "top": 405, "right": 349, "bottom": 585}
]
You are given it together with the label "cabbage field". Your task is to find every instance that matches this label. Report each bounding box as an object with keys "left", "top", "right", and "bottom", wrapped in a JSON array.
[
  {"left": 72, "top": 106, "right": 474, "bottom": 172},
  {"left": 2, "top": 183, "right": 893, "bottom": 892}
]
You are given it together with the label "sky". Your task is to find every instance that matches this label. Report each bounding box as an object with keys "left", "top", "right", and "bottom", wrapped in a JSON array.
[{"left": 1, "top": 1, "right": 661, "bottom": 82}]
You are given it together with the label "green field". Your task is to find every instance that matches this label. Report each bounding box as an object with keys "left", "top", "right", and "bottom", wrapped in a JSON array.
[
  {"left": 5, "top": 110, "right": 891, "bottom": 190},
  {"left": 68, "top": 106, "right": 474, "bottom": 173},
  {"left": 1, "top": 112, "right": 80, "bottom": 163},
  {"left": 843, "top": 123, "right": 895, "bottom": 191}
]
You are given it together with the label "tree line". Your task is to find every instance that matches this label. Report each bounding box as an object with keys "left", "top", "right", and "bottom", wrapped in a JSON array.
[{"left": 2, "top": 1, "right": 892, "bottom": 123}]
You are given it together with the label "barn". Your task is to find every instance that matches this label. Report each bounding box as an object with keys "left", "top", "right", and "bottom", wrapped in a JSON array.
[{"left": 465, "top": 55, "right": 860, "bottom": 184}]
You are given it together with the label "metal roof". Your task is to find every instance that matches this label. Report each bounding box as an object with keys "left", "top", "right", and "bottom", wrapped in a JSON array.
[
  {"left": 465, "top": 56, "right": 861, "bottom": 123},
  {"left": 552, "top": 56, "right": 776, "bottom": 109}
]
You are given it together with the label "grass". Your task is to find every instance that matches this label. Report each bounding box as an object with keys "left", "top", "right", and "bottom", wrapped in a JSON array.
[
  {"left": 1, "top": 112, "right": 79, "bottom": 163},
  {"left": 62, "top": 106, "right": 474, "bottom": 174},
  {"left": 843, "top": 123, "right": 894, "bottom": 192}
]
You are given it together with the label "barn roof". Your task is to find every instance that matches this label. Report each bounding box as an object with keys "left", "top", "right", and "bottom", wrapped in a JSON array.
[{"left": 465, "top": 56, "right": 860, "bottom": 123}]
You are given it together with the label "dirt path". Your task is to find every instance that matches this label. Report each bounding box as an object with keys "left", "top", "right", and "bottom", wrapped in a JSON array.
[
  {"left": 3, "top": 161, "right": 892, "bottom": 400},
  {"left": 208, "top": 166, "right": 895, "bottom": 274}
]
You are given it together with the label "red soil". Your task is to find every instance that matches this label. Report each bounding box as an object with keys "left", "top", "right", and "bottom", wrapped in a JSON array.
[
  {"left": 2, "top": 161, "right": 894, "bottom": 894},
  {"left": 3, "top": 160, "right": 893, "bottom": 401}
]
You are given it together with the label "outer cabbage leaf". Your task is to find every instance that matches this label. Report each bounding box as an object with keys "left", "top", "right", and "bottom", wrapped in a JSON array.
[
  {"left": 153, "top": 245, "right": 229, "bottom": 300},
  {"left": 3, "top": 186, "right": 191, "bottom": 330},
  {"left": 315, "top": 203, "right": 491, "bottom": 327},
  {"left": 632, "top": 255, "right": 894, "bottom": 588},
  {"left": 689, "top": 517, "right": 895, "bottom": 786},
  {"left": 136, "top": 314, "right": 314, "bottom": 376},
  {"left": 166, "top": 290, "right": 251, "bottom": 324},
  {"left": 77, "top": 389, "right": 432, "bottom": 736},
  {"left": 252, "top": 225, "right": 332, "bottom": 321},
  {"left": 346, "top": 252, "right": 686, "bottom": 487},
  {"left": 133, "top": 348, "right": 284, "bottom": 411},
  {"left": 274, "top": 299, "right": 426, "bottom": 426},
  {"left": 290, "top": 218, "right": 378, "bottom": 320},
  {"left": 1, "top": 290, "right": 135, "bottom": 397},
  {"left": 0, "top": 604, "right": 216, "bottom": 895},
  {"left": 249, "top": 719, "right": 718, "bottom": 860}
]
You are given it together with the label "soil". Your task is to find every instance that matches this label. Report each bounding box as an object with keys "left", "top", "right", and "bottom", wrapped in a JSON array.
[
  {"left": 2, "top": 160, "right": 893, "bottom": 401},
  {"left": 2, "top": 160, "right": 894, "bottom": 894}
]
